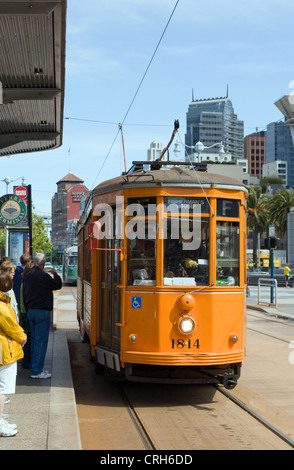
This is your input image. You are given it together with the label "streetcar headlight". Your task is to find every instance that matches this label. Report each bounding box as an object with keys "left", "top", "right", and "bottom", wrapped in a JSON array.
[{"left": 179, "top": 317, "right": 195, "bottom": 334}]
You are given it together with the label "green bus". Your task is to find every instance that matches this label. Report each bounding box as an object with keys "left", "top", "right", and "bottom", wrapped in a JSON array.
[{"left": 62, "top": 245, "right": 78, "bottom": 285}]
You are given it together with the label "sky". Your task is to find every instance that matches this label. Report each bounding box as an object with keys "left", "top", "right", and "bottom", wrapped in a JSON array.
[{"left": 1, "top": 0, "right": 294, "bottom": 218}]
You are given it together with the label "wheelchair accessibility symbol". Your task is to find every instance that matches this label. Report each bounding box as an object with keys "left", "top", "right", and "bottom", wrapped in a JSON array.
[{"left": 131, "top": 296, "right": 142, "bottom": 309}]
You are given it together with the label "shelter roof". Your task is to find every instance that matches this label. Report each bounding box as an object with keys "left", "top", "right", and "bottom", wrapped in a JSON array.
[{"left": 0, "top": 0, "right": 67, "bottom": 156}]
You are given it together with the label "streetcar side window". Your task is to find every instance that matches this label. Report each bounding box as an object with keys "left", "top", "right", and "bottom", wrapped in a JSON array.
[
  {"left": 216, "top": 221, "right": 239, "bottom": 286},
  {"left": 126, "top": 198, "right": 156, "bottom": 286},
  {"left": 127, "top": 235, "right": 156, "bottom": 286},
  {"left": 164, "top": 217, "right": 209, "bottom": 286}
]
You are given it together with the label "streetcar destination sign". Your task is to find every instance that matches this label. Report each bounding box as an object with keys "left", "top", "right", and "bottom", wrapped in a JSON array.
[{"left": 0, "top": 193, "right": 27, "bottom": 225}]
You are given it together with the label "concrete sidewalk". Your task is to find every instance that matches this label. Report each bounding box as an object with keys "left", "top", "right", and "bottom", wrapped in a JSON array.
[
  {"left": 247, "top": 285, "right": 294, "bottom": 321},
  {"left": 0, "top": 285, "right": 81, "bottom": 450}
]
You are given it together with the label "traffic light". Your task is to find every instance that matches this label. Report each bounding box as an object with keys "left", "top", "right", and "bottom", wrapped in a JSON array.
[{"left": 264, "top": 236, "right": 280, "bottom": 249}]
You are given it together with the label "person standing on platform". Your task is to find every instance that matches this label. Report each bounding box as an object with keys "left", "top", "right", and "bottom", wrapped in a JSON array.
[
  {"left": 0, "top": 271, "right": 26, "bottom": 437},
  {"left": 23, "top": 253, "right": 62, "bottom": 379},
  {"left": 19, "top": 261, "right": 34, "bottom": 369},
  {"left": 0, "top": 261, "right": 19, "bottom": 323},
  {"left": 13, "top": 254, "right": 31, "bottom": 322}
]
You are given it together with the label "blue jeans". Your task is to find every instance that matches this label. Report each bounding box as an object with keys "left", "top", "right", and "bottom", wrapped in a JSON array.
[{"left": 27, "top": 309, "right": 51, "bottom": 376}]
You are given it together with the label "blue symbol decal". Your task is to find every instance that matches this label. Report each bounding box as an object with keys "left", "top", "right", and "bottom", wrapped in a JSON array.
[{"left": 131, "top": 296, "right": 142, "bottom": 309}]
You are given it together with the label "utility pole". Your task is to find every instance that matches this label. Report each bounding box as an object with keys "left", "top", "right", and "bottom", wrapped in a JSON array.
[{"left": 27, "top": 184, "right": 33, "bottom": 257}]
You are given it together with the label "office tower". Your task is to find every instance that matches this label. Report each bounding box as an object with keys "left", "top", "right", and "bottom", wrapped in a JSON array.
[
  {"left": 266, "top": 121, "right": 294, "bottom": 188},
  {"left": 147, "top": 141, "right": 164, "bottom": 161},
  {"left": 185, "top": 94, "right": 244, "bottom": 161},
  {"left": 244, "top": 131, "right": 266, "bottom": 178}
]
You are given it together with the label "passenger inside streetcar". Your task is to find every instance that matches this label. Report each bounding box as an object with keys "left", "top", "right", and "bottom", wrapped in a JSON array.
[{"left": 164, "top": 219, "right": 209, "bottom": 286}]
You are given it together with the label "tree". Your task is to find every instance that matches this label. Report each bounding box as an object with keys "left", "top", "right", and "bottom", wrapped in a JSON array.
[
  {"left": 267, "top": 188, "right": 294, "bottom": 235},
  {"left": 247, "top": 186, "right": 269, "bottom": 267},
  {"left": 32, "top": 213, "right": 52, "bottom": 255},
  {"left": 0, "top": 226, "right": 5, "bottom": 257},
  {"left": 260, "top": 176, "right": 284, "bottom": 194}
]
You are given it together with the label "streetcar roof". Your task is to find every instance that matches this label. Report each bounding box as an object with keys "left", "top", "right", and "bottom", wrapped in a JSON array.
[{"left": 91, "top": 167, "right": 248, "bottom": 196}]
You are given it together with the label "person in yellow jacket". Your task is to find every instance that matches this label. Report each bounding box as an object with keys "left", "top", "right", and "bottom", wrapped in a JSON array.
[
  {"left": 0, "top": 271, "right": 26, "bottom": 437},
  {"left": 284, "top": 264, "right": 291, "bottom": 288}
]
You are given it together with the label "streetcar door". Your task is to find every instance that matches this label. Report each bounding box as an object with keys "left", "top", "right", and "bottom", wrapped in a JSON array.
[{"left": 99, "top": 236, "right": 121, "bottom": 350}]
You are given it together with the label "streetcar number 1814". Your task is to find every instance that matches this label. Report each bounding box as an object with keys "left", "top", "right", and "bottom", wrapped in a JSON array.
[{"left": 171, "top": 339, "right": 200, "bottom": 349}]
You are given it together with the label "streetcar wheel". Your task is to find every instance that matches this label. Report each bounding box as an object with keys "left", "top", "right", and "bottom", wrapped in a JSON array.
[{"left": 222, "top": 376, "right": 237, "bottom": 390}]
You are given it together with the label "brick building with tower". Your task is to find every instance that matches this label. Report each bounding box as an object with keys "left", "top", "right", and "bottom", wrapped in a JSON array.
[{"left": 51, "top": 172, "right": 88, "bottom": 251}]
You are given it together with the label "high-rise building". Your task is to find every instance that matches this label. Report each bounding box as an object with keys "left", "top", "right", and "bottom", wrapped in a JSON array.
[
  {"left": 244, "top": 131, "right": 266, "bottom": 178},
  {"left": 51, "top": 172, "right": 88, "bottom": 251},
  {"left": 147, "top": 141, "right": 164, "bottom": 161},
  {"left": 263, "top": 160, "right": 288, "bottom": 185},
  {"left": 185, "top": 95, "right": 244, "bottom": 161},
  {"left": 266, "top": 121, "right": 294, "bottom": 188}
]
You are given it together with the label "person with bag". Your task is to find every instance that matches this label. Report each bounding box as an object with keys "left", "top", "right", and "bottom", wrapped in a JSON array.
[
  {"left": 0, "top": 271, "right": 27, "bottom": 437},
  {"left": 13, "top": 254, "right": 31, "bottom": 322}
]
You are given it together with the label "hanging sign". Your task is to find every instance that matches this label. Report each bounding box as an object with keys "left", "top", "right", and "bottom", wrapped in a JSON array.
[
  {"left": 14, "top": 186, "right": 28, "bottom": 200},
  {"left": 0, "top": 194, "right": 27, "bottom": 226}
]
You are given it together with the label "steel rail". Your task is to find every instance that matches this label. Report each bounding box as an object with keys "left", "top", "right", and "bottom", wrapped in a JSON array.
[
  {"left": 118, "top": 384, "right": 157, "bottom": 451},
  {"left": 216, "top": 385, "right": 294, "bottom": 449}
]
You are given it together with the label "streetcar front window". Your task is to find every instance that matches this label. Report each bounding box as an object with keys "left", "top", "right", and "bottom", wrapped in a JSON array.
[
  {"left": 164, "top": 217, "right": 209, "bottom": 286},
  {"left": 216, "top": 221, "right": 239, "bottom": 286}
]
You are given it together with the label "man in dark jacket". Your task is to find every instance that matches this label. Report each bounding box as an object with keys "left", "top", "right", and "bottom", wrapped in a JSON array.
[
  {"left": 23, "top": 253, "right": 62, "bottom": 379},
  {"left": 13, "top": 253, "right": 31, "bottom": 314}
]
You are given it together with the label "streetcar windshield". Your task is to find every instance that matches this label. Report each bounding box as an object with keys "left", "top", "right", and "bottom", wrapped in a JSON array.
[
  {"left": 68, "top": 255, "right": 77, "bottom": 266},
  {"left": 164, "top": 217, "right": 209, "bottom": 286}
]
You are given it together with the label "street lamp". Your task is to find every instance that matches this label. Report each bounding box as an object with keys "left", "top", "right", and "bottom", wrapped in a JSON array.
[
  {"left": 1, "top": 176, "right": 26, "bottom": 194},
  {"left": 186, "top": 141, "right": 225, "bottom": 163}
]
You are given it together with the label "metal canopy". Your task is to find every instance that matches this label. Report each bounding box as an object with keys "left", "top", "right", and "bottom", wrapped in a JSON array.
[
  {"left": 0, "top": 0, "right": 66, "bottom": 156},
  {"left": 275, "top": 95, "right": 294, "bottom": 124}
]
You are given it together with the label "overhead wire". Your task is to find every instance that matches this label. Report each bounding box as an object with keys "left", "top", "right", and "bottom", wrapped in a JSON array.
[
  {"left": 65, "top": 116, "right": 171, "bottom": 127},
  {"left": 89, "top": 0, "right": 180, "bottom": 190}
]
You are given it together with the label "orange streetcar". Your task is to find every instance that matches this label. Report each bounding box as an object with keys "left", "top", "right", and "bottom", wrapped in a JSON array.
[{"left": 77, "top": 161, "right": 247, "bottom": 389}]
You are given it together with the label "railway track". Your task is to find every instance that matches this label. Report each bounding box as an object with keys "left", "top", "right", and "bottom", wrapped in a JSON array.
[
  {"left": 68, "top": 295, "right": 294, "bottom": 450},
  {"left": 115, "top": 381, "right": 293, "bottom": 450},
  {"left": 113, "top": 312, "right": 294, "bottom": 450},
  {"left": 118, "top": 384, "right": 157, "bottom": 450},
  {"left": 216, "top": 385, "right": 294, "bottom": 449}
]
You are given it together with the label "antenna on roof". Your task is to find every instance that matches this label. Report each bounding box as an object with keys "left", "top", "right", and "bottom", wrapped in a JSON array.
[
  {"left": 226, "top": 84, "right": 229, "bottom": 98},
  {"left": 192, "top": 88, "right": 195, "bottom": 101}
]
